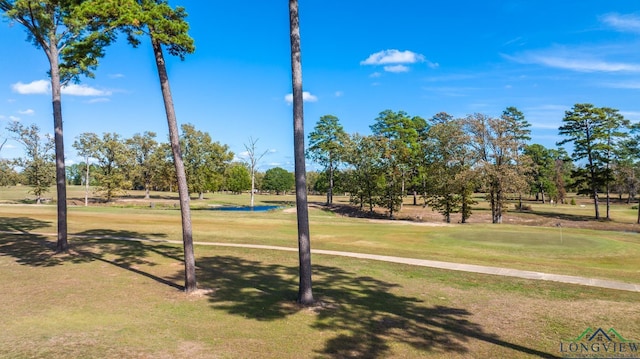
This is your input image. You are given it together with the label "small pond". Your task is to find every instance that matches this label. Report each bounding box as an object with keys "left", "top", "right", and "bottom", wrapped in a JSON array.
[{"left": 209, "top": 205, "right": 281, "bottom": 212}]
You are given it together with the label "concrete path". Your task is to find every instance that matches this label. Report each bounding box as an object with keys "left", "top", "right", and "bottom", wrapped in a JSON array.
[
  {"left": 69, "top": 234, "right": 640, "bottom": 293},
  {"left": 202, "top": 242, "right": 640, "bottom": 293},
  {"left": 5, "top": 230, "right": 639, "bottom": 293}
]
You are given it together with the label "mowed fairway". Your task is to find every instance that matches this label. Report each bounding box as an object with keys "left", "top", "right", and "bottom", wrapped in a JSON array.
[{"left": 0, "top": 190, "right": 639, "bottom": 358}]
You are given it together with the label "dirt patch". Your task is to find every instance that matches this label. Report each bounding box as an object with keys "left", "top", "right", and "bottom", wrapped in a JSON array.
[{"left": 187, "top": 288, "right": 215, "bottom": 298}]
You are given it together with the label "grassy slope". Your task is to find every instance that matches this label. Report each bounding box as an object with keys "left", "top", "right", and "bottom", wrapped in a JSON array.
[
  {"left": 1, "top": 191, "right": 639, "bottom": 284},
  {"left": 0, "top": 237, "right": 638, "bottom": 359},
  {"left": 0, "top": 187, "right": 639, "bottom": 357}
]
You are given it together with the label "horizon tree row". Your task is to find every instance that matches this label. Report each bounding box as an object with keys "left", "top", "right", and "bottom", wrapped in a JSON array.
[
  {"left": 1, "top": 121, "right": 302, "bottom": 202},
  {"left": 3, "top": 103, "right": 639, "bottom": 223},
  {"left": 307, "top": 105, "right": 640, "bottom": 223}
]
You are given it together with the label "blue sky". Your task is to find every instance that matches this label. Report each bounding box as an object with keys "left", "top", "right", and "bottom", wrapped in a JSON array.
[{"left": 2, "top": 1, "right": 640, "bottom": 171}]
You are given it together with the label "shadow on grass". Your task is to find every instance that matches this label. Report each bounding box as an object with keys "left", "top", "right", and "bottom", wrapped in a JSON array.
[
  {"left": 0, "top": 219, "right": 185, "bottom": 290},
  {"left": 261, "top": 200, "right": 296, "bottom": 207},
  {"left": 526, "top": 209, "right": 640, "bottom": 233},
  {"left": 530, "top": 210, "right": 595, "bottom": 222},
  {"left": 318, "top": 202, "right": 390, "bottom": 220},
  {"left": 193, "top": 255, "right": 560, "bottom": 358},
  {"left": 73, "top": 229, "right": 184, "bottom": 290},
  {"left": 0, "top": 216, "right": 52, "bottom": 233},
  {"left": 0, "top": 216, "right": 66, "bottom": 267}
]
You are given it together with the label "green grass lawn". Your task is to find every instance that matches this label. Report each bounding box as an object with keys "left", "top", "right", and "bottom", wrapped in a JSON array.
[
  {"left": 1, "top": 191, "right": 639, "bottom": 284},
  {"left": 0, "top": 234, "right": 638, "bottom": 358},
  {"left": 0, "top": 187, "right": 639, "bottom": 357}
]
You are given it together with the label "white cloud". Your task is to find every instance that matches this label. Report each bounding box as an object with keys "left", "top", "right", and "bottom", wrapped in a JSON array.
[
  {"left": 503, "top": 36, "right": 526, "bottom": 47},
  {"left": 504, "top": 50, "right": 640, "bottom": 73},
  {"left": 62, "top": 84, "right": 112, "bottom": 96},
  {"left": 11, "top": 80, "right": 49, "bottom": 94},
  {"left": 18, "top": 109, "right": 34, "bottom": 115},
  {"left": 361, "top": 49, "right": 437, "bottom": 74},
  {"left": 384, "top": 65, "right": 410, "bottom": 73},
  {"left": 361, "top": 49, "right": 425, "bottom": 65},
  {"left": 601, "top": 13, "right": 640, "bottom": 33},
  {"left": 537, "top": 57, "right": 640, "bottom": 72},
  {"left": 109, "top": 73, "right": 125, "bottom": 79},
  {"left": 334, "top": 91, "right": 344, "bottom": 97},
  {"left": 11, "top": 79, "right": 112, "bottom": 96},
  {"left": 9, "top": 115, "right": 20, "bottom": 122},
  {"left": 284, "top": 91, "right": 318, "bottom": 104}
]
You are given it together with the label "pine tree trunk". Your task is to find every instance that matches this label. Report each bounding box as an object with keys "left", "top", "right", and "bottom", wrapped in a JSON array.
[
  {"left": 445, "top": 200, "right": 450, "bottom": 223},
  {"left": 593, "top": 188, "right": 600, "bottom": 220},
  {"left": 606, "top": 183, "right": 611, "bottom": 220},
  {"left": 152, "top": 37, "right": 196, "bottom": 293},
  {"left": 400, "top": 174, "right": 405, "bottom": 210},
  {"left": 328, "top": 161, "right": 333, "bottom": 205},
  {"left": 461, "top": 192, "right": 469, "bottom": 224},
  {"left": 588, "top": 158, "right": 600, "bottom": 219},
  {"left": 289, "top": 0, "right": 313, "bottom": 305},
  {"left": 48, "top": 37, "right": 68, "bottom": 253},
  {"left": 84, "top": 155, "right": 90, "bottom": 206},
  {"left": 518, "top": 193, "right": 523, "bottom": 211},
  {"left": 144, "top": 180, "right": 151, "bottom": 200},
  {"left": 490, "top": 189, "right": 497, "bottom": 224},
  {"left": 494, "top": 187, "right": 503, "bottom": 224}
]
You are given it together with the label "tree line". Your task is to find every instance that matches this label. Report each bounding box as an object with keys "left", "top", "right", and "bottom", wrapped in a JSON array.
[
  {"left": 5, "top": 102, "right": 638, "bottom": 225},
  {"left": 307, "top": 105, "right": 640, "bottom": 223},
  {"left": 1, "top": 121, "right": 303, "bottom": 201}
]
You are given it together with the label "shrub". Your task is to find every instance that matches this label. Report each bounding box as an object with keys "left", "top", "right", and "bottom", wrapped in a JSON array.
[{"left": 514, "top": 203, "right": 532, "bottom": 211}]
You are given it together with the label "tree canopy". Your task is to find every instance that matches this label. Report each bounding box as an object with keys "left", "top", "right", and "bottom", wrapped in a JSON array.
[
  {"left": 262, "top": 167, "right": 294, "bottom": 195},
  {"left": 1, "top": 0, "right": 124, "bottom": 252},
  {"left": 307, "top": 115, "right": 349, "bottom": 205}
]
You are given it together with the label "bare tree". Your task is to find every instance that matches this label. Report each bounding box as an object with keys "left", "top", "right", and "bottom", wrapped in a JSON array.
[
  {"left": 243, "top": 137, "right": 269, "bottom": 207},
  {"left": 73, "top": 132, "right": 99, "bottom": 206}
]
